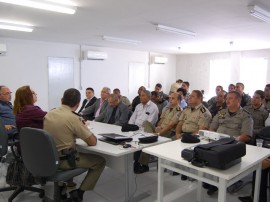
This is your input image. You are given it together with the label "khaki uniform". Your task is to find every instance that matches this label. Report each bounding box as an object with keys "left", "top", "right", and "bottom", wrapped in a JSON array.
[
  {"left": 44, "top": 105, "right": 105, "bottom": 191},
  {"left": 120, "top": 96, "right": 131, "bottom": 107},
  {"left": 210, "top": 108, "right": 253, "bottom": 138},
  {"left": 179, "top": 103, "right": 212, "bottom": 133},
  {"left": 160, "top": 105, "right": 181, "bottom": 135},
  {"left": 244, "top": 104, "right": 269, "bottom": 135}
]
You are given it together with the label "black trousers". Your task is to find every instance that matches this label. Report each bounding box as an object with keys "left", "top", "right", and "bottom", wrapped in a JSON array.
[{"left": 251, "top": 167, "right": 270, "bottom": 202}]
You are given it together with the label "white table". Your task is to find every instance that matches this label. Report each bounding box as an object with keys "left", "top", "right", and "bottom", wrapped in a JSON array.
[
  {"left": 143, "top": 140, "right": 270, "bottom": 202},
  {"left": 76, "top": 121, "right": 171, "bottom": 202}
]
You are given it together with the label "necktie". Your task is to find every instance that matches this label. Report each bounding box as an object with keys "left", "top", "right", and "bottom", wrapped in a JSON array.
[{"left": 95, "top": 100, "right": 104, "bottom": 117}]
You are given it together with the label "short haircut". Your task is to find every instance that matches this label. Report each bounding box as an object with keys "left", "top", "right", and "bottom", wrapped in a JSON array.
[
  {"left": 176, "top": 79, "right": 183, "bottom": 83},
  {"left": 177, "top": 87, "right": 187, "bottom": 96},
  {"left": 113, "top": 88, "right": 120, "bottom": 93},
  {"left": 62, "top": 88, "right": 81, "bottom": 107},
  {"left": 0, "top": 85, "right": 7, "bottom": 92},
  {"left": 236, "top": 82, "right": 244, "bottom": 88},
  {"left": 151, "top": 91, "right": 159, "bottom": 97},
  {"left": 109, "top": 93, "right": 119, "bottom": 101},
  {"left": 228, "top": 91, "right": 242, "bottom": 101},
  {"left": 183, "top": 81, "right": 190, "bottom": 87},
  {"left": 216, "top": 85, "right": 223, "bottom": 90},
  {"left": 103, "top": 87, "right": 111, "bottom": 94},
  {"left": 265, "top": 84, "right": 270, "bottom": 88},
  {"left": 192, "top": 90, "right": 203, "bottom": 100},
  {"left": 255, "top": 90, "right": 265, "bottom": 99},
  {"left": 141, "top": 90, "right": 151, "bottom": 98},
  {"left": 155, "top": 83, "right": 162, "bottom": 88},
  {"left": 86, "top": 87, "right": 94, "bottom": 92},
  {"left": 228, "top": 84, "right": 235, "bottom": 88}
]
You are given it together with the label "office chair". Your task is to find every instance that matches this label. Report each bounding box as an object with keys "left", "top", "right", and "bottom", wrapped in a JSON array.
[
  {"left": 0, "top": 118, "right": 45, "bottom": 202},
  {"left": 20, "top": 127, "right": 87, "bottom": 202},
  {"left": 257, "top": 126, "right": 270, "bottom": 149}
]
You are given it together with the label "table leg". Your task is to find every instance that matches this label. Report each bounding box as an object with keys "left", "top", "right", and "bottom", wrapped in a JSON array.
[
  {"left": 218, "top": 178, "right": 227, "bottom": 202},
  {"left": 125, "top": 153, "right": 135, "bottom": 202},
  {"left": 196, "top": 171, "right": 203, "bottom": 202},
  {"left": 253, "top": 164, "right": 262, "bottom": 202},
  {"left": 157, "top": 158, "right": 164, "bottom": 202}
]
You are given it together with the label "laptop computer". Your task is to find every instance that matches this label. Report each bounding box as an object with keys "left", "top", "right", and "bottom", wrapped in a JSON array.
[{"left": 98, "top": 133, "right": 132, "bottom": 145}]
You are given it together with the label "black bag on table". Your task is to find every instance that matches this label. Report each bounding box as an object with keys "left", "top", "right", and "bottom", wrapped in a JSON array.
[{"left": 192, "top": 138, "right": 246, "bottom": 170}]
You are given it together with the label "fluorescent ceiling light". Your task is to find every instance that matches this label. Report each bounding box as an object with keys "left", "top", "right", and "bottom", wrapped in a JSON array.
[
  {"left": 0, "top": 0, "right": 77, "bottom": 14},
  {"left": 0, "top": 21, "right": 33, "bottom": 32},
  {"left": 102, "top": 36, "right": 141, "bottom": 45},
  {"left": 153, "top": 56, "right": 168, "bottom": 64},
  {"left": 248, "top": 5, "right": 270, "bottom": 24},
  {"left": 156, "top": 24, "right": 196, "bottom": 37}
]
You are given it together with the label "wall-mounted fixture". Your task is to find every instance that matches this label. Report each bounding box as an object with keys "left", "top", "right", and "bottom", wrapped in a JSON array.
[
  {"left": 153, "top": 56, "right": 168, "bottom": 64},
  {"left": 0, "top": 43, "right": 7, "bottom": 55},
  {"left": 156, "top": 24, "right": 196, "bottom": 37},
  {"left": 0, "top": 0, "right": 77, "bottom": 14},
  {"left": 102, "top": 36, "right": 141, "bottom": 45},
  {"left": 84, "top": 51, "right": 108, "bottom": 60},
  {"left": 248, "top": 5, "right": 270, "bottom": 23},
  {"left": 0, "top": 21, "right": 34, "bottom": 32}
]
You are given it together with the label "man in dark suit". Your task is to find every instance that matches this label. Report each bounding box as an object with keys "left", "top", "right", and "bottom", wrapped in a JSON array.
[
  {"left": 95, "top": 94, "right": 129, "bottom": 126},
  {"left": 81, "top": 87, "right": 110, "bottom": 120},
  {"left": 78, "top": 87, "right": 97, "bottom": 120}
]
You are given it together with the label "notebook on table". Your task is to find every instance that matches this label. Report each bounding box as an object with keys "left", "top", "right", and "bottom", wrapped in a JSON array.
[{"left": 98, "top": 133, "right": 133, "bottom": 145}]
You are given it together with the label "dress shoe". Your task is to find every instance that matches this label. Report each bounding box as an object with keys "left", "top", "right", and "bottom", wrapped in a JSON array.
[
  {"left": 172, "top": 172, "right": 179, "bottom": 176},
  {"left": 238, "top": 196, "right": 253, "bottom": 202},
  {"left": 134, "top": 161, "right": 140, "bottom": 173},
  {"left": 202, "top": 182, "right": 210, "bottom": 189},
  {"left": 134, "top": 165, "right": 149, "bottom": 174},
  {"left": 69, "top": 189, "right": 82, "bottom": 202},
  {"left": 207, "top": 185, "right": 218, "bottom": 195},
  {"left": 181, "top": 175, "right": 187, "bottom": 180}
]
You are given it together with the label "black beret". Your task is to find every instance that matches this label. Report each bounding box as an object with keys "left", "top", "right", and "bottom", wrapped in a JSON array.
[
  {"left": 181, "top": 132, "right": 200, "bottom": 143},
  {"left": 121, "top": 123, "right": 139, "bottom": 132}
]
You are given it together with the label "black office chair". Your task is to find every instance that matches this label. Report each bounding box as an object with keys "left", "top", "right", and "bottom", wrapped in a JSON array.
[
  {"left": 0, "top": 118, "right": 44, "bottom": 201},
  {"left": 20, "top": 127, "right": 87, "bottom": 202},
  {"left": 257, "top": 126, "right": 270, "bottom": 149}
]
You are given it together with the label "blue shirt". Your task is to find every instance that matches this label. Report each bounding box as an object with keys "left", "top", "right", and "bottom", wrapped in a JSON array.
[{"left": 0, "top": 101, "right": 17, "bottom": 135}]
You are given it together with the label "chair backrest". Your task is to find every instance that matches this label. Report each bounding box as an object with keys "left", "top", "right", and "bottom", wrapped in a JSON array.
[
  {"left": 0, "top": 118, "right": 8, "bottom": 157},
  {"left": 20, "top": 127, "right": 59, "bottom": 177},
  {"left": 257, "top": 126, "right": 270, "bottom": 148}
]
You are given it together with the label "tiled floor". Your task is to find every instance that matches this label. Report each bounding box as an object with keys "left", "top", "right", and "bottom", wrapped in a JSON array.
[{"left": 0, "top": 163, "right": 255, "bottom": 202}]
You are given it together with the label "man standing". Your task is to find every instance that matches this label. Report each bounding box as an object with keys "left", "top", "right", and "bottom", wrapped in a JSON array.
[
  {"left": 44, "top": 88, "right": 105, "bottom": 202},
  {"left": 0, "top": 85, "right": 17, "bottom": 137},
  {"left": 81, "top": 87, "right": 110, "bottom": 120},
  {"left": 95, "top": 94, "right": 129, "bottom": 126},
  {"left": 175, "top": 90, "right": 212, "bottom": 139},
  {"left": 235, "top": 82, "right": 251, "bottom": 107},
  {"left": 78, "top": 87, "right": 97, "bottom": 119},
  {"left": 169, "top": 79, "right": 183, "bottom": 94}
]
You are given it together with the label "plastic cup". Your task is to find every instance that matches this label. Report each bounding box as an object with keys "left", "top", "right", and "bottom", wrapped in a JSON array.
[{"left": 256, "top": 139, "right": 264, "bottom": 148}]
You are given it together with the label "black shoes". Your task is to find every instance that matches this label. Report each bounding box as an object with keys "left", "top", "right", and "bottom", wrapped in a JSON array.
[
  {"left": 69, "top": 189, "right": 83, "bottom": 202},
  {"left": 181, "top": 175, "right": 188, "bottom": 180},
  {"left": 238, "top": 196, "right": 253, "bottom": 202},
  {"left": 134, "top": 162, "right": 149, "bottom": 174},
  {"left": 207, "top": 185, "right": 218, "bottom": 195}
]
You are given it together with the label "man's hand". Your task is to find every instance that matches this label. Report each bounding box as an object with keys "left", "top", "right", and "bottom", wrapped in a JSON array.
[{"left": 5, "top": 125, "right": 16, "bottom": 131}]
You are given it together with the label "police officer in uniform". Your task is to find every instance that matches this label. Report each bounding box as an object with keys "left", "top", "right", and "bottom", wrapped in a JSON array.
[
  {"left": 44, "top": 88, "right": 106, "bottom": 201},
  {"left": 175, "top": 90, "right": 212, "bottom": 139}
]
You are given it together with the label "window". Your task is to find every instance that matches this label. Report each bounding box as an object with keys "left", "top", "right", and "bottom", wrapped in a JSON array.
[
  {"left": 240, "top": 58, "right": 267, "bottom": 95},
  {"left": 209, "top": 59, "right": 232, "bottom": 100}
]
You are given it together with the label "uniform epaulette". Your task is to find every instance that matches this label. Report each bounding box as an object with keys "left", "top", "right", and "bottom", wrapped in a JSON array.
[
  {"left": 242, "top": 108, "right": 251, "bottom": 115},
  {"left": 72, "top": 111, "right": 81, "bottom": 117},
  {"left": 176, "top": 106, "right": 181, "bottom": 111},
  {"left": 200, "top": 106, "right": 206, "bottom": 113}
]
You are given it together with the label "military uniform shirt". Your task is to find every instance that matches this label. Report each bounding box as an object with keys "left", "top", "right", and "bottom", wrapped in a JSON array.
[
  {"left": 179, "top": 103, "right": 212, "bottom": 133},
  {"left": 160, "top": 105, "right": 181, "bottom": 131},
  {"left": 210, "top": 108, "right": 253, "bottom": 137},
  {"left": 243, "top": 104, "right": 268, "bottom": 132},
  {"left": 44, "top": 105, "right": 93, "bottom": 151}
]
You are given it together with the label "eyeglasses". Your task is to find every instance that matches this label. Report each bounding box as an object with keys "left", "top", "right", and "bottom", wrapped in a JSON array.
[{"left": 0, "top": 92, "right": 12, "bottom": 96}]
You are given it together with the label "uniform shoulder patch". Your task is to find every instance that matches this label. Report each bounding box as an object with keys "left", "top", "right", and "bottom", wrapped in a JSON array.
[{"left": 200, "top": 107, "right": 206, "bottom": 113}]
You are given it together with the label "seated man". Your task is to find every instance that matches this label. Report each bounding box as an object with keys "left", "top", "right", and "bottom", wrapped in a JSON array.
[
  {"left": 151, "top": 91, "right": 168, "bottom": 118},
  {"left": 152, "top": 92, "right": 182, "bottom": 138},
  {"left": 44, "top": 88, "right": 106, "bottom": 201},
  {"left": 78, "top": 87, "right": 97, "bottom": 120},
  {"left": 175, "top": 90, "right": 212, "bottom": 139},
  {"left": 208, "top": 90, "right": 227, "bottom": 117},
  {"left": 207, "top": 85, "right": 223, "bottom": 108},
  {"left": 113, "top": 88, "right": 131, "bottom": 108},
  {"left": 0, "top": 85, "right": 17, "bottom": 137},
  {"left": 95, "top": 94, "right": 129, "bottom": 126},
  {"left": 131, "top": 86, "right": 146, "bottom": 112},
  {"left": 81, "top": 87, "right": 110, "bottom": 120},
  {"left": 235, "top": 82, "right": 251, "bottom": 107},
  {"left": 207, "top": 91, "right": 253, "bottom": 196},
  {"left": 264, "top": 84, "right": 270, "bottom": 110},
  {"left": 129, "top": 90, "right": 159, "bottom": 174}
]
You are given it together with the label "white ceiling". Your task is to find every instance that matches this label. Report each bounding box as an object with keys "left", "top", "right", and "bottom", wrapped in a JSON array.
[{"left": 1, "top": 0, "right": 270, "bottom": 54}]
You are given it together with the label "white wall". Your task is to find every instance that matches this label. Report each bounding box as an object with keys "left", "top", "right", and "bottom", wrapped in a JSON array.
[
  {"left": 0, "top": 38, "right": 176, "bottom": 111},
  {"left": 176, "top": 49, "right": 270, "bottom": 99}
]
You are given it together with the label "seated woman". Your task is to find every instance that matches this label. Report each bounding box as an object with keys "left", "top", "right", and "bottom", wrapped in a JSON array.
[{"left": 13, "top": 85, "right": 46, "bottom": 133}]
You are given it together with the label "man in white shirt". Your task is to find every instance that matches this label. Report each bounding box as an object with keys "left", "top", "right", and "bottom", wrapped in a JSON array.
[{"left": 129, "top": 90, "right": 159, "bottom": 174}]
